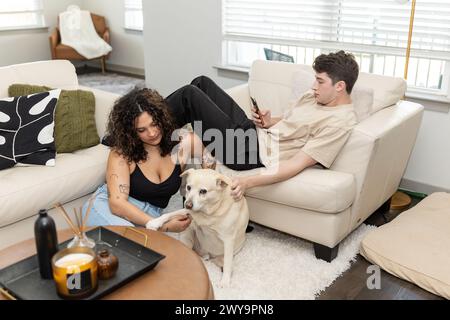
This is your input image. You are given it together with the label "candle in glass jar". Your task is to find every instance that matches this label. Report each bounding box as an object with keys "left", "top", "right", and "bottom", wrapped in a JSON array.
[{"left": 52, "top": 247, "right": 98, "bottom": 299}]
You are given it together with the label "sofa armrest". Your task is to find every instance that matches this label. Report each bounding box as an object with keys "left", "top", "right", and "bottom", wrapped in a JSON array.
[
  {"left": 102, "top": 27, "right": 110, "bottom": 44},
  {"left": 78, "top": 85, "right": 120, "bottom": 138},
  {"left": 332, "top": 100, "right": 424, "bottom": 230},
  {"left": 225, "top": 83, "right": 252, "bottom": 117}
]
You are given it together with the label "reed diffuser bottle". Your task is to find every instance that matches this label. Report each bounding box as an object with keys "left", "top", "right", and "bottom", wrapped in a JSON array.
[{"left": 34, "top": 209, "right": 59, "bottom": 279}]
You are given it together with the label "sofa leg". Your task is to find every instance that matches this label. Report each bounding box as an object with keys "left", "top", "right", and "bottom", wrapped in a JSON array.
[
  {"left": 378, "top": 197, "right": 392, "bottom": 213},
  {"left": 376, "top": 197, "right": 392, "bottom": 223},
  {"left": 313, "top": 243, "right": 339, "bottom": 262}
]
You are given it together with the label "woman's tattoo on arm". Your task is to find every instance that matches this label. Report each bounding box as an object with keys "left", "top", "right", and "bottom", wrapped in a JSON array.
[{"left": 119, "top": 184, "right": 130, "bottom": 195}]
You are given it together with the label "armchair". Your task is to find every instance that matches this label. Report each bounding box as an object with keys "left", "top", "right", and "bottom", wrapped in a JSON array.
[{"left": 49, "top": 13, "right": 111, "bottom": 73}]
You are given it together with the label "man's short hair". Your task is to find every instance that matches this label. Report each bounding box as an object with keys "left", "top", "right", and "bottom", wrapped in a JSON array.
[{"left": 312, "top": 51, "right": 359, "bottom": 94}]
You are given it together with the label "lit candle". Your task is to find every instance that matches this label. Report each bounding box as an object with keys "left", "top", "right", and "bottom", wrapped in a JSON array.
[{"left": 55, "top": 253, "right": 94, "bottom": 270}]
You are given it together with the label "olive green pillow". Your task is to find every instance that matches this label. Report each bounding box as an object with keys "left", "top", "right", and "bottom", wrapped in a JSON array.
[{"left": 8, "top": 84, "right": 100, "bottom": 153}]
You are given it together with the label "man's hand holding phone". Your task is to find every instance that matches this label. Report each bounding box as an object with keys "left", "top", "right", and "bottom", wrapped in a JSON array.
[{"left": 250, "top": 97, "right": 271, "bottom": 129}]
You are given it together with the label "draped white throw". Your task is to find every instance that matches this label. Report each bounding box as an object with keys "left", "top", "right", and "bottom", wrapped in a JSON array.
[{"left": 59, "top": 5, "right": 112, "bottom": 59}]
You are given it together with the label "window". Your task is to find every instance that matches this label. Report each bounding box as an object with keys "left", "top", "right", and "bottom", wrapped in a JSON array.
[
  {"left": 223, "top": 0, "right": 450, "bottom": 96},
  {"left": 124, "top": 0, "right": 143, "bottom": 31},
  {"left": 0, "top": 0, "right": 45, "bottom": 30}
]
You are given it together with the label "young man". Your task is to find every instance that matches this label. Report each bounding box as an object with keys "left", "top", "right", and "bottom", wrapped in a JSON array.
[{"left": 165, "top": 50, "right": 359, "bottom": 200}]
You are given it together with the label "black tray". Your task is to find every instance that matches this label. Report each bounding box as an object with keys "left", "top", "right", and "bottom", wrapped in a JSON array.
[{"left": 0, "top": 227, "right": 165, "bottom": 300}]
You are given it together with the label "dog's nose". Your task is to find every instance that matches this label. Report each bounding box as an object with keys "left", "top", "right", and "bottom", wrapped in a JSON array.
[{"left": 185, "top": 201, "right": 193, "bottom": 209}]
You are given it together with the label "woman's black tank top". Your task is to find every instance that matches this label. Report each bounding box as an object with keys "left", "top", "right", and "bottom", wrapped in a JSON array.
[{"left": 129, "top": 163, "right": 182, "bottom": 208}]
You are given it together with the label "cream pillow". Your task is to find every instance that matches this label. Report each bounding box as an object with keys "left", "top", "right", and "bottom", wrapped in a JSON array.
[
  {"left": 360, "top": 192, "right": 450, "bottom": 299},
  {"left": 290, "top": 70, "right": 374, "bottom": 122},
  {"left": 357, "top": 72, "right": 406, "bottom": 114},
  {"left": 350, "top": 84, "right": 373, "bottom": 122},
  {"left": 289, "top": 69, "right": 315, "bottom": 103}
]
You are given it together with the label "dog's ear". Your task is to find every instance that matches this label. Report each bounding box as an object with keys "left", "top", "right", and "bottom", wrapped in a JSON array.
[
  {"left": 180, "top": 168, "right": 195, "bottom": 178},
  {"left": 216, "top": 177, "right": 228, "bottom": 189}
]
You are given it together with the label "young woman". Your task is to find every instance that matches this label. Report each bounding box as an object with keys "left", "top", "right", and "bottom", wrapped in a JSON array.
[{"left": 83, "top": 88, "right": 215, "bottom": 232}]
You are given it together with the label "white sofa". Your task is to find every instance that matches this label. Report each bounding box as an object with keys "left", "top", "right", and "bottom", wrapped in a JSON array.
[
  {"left": 0, "top": 60, "right": 119, "bottom": 250},
  {"left": 218, "top": 60, "right": 424, "bottom": 261}
]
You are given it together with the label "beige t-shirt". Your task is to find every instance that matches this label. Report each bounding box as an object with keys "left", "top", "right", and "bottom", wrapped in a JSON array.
[{"left": 257, "top": 90, "right": 357, "bottom": 168}]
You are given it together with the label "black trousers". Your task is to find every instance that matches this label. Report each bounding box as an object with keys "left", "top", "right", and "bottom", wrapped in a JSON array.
[{"left": 165, "top": 76, "right": 264, "bottom": 171}]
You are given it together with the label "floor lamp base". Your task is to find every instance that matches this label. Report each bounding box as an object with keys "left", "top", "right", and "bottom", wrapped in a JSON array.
[{"left": 390, "top": 191, "right": 412, "bottom": 210}]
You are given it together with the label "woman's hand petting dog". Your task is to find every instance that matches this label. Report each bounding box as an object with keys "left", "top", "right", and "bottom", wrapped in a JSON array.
[
  {"left": 159, "top": 213, "right": 192, "bottom": 232},
  {"left": 231, "top": 177, "right": 248, "bottom": 201}
]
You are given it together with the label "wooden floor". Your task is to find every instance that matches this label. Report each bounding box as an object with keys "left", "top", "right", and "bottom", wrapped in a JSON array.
[{"left": 317, "top": 197, "right": 444, "bottom": 300}]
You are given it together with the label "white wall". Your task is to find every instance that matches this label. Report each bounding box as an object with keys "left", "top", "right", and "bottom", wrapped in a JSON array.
[
  {"left": 402, "top": 105, "right": 450, "bottom": 191},
  {"left": 0, "top": 0, "right": 82, "bottom": 67},
  {"left": 142, "top": 0, "right": 450, "bottom": 193},
  {"left": 142, "top": 0, "right": 243, "bottom": 97}
]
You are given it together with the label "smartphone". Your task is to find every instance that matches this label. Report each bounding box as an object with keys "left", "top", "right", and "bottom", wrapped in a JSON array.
[{"left": 250, "top": 97, "right": 265, "bottom": 127}]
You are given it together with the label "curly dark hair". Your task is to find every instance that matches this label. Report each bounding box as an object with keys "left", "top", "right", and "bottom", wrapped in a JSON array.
[
  {"left": 106, "top": 87, "right": 178, "bottom": 163},
  {"left": 313, "top": 50, "right": 359, "bottom": 94}
]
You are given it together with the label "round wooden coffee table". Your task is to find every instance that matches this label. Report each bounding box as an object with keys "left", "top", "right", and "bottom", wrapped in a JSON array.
[{"left": 0, "top": 226, "right": 214, "bottom": 300}]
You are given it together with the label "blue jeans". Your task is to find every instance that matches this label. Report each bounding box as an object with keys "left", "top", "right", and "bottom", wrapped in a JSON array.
[{"left": 82, "top": 183, "right": 163, "bottom": 227}]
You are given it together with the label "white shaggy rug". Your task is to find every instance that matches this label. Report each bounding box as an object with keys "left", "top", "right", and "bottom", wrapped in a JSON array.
[
  {"left": 163, "top": 193, "right": 376, "bottom": 300},
  {"left": 78, "top": 72, "right": 145, "bottom": 95},
  {"left": 202, "top": 223, "right": 376, "bottom": 300}
]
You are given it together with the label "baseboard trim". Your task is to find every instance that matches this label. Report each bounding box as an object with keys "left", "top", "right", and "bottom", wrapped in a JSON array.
[
  {"left": 82, "top": 61, "right": 145, "bottom": 78},
  {"left": 400, "top": 178, "right": 450, "bottom": 195}
]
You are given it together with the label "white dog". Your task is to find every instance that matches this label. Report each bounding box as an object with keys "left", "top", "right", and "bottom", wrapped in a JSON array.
[{"left": 146, "top": 168, "right": 249, "bottom": 287}]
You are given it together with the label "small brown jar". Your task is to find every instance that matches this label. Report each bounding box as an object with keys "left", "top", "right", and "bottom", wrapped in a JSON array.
[{"left": 96, "top": 249, "right": 119, "bottom": 280}]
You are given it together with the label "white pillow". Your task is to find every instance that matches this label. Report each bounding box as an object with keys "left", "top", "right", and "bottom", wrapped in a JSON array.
[
  {"left": 289, "top": 70, "right": 315, "bottom": 103},
  {"left": 290, "top": 70, "right": 374, "bottom": 122},
  {"left": 357, "top": 72, "right": 406, "bottom": 114}
]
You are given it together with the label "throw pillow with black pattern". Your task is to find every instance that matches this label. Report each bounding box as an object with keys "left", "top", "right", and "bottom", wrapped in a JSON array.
[{"left": 0, "top": 89, "right": 61, "bottom": 170}]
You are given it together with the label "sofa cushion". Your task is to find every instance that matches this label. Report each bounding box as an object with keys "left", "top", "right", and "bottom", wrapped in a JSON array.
[
  {"left": 216, "top": 164, "right": 355, "bottom": 213},
  {"left": 249, "top": 61, "right": 312, "bottom": 117},
  {"left": 360, "top": 192, "right": 450, "bottom": 299},
  {"left": 0, "top": 89, "right": 61, "bottom": 170},
  {"left": 9, "top": 84, "right": 100, "bottom": 153},
  {"left": 0, "top": 144, "right": 109, "bottom": 228}
]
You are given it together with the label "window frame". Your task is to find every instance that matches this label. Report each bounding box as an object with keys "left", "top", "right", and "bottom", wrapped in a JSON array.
[
  {"left": 0, "top": 0, "right": 46, "bottom": 32},
  {"left": 124, "top": 0, "right": 143, "bottom": 32}
]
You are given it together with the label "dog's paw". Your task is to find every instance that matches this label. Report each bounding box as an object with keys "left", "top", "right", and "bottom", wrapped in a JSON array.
[
  {"left": 145, "top": 218, "right": 164, "bottom": 230},
  {"left": 217, "top": 275, "right": 231, "bottom": 288}
]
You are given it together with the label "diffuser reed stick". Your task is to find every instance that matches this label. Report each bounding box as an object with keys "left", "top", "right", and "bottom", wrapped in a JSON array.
[{"left": 55, "top": 203, "right": 81, "bottom": 238}]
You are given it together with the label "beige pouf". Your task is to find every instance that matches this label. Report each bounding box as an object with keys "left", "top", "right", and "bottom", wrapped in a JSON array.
[{"left": 360, "top": 192, "right": 450, "bottom": 299}]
